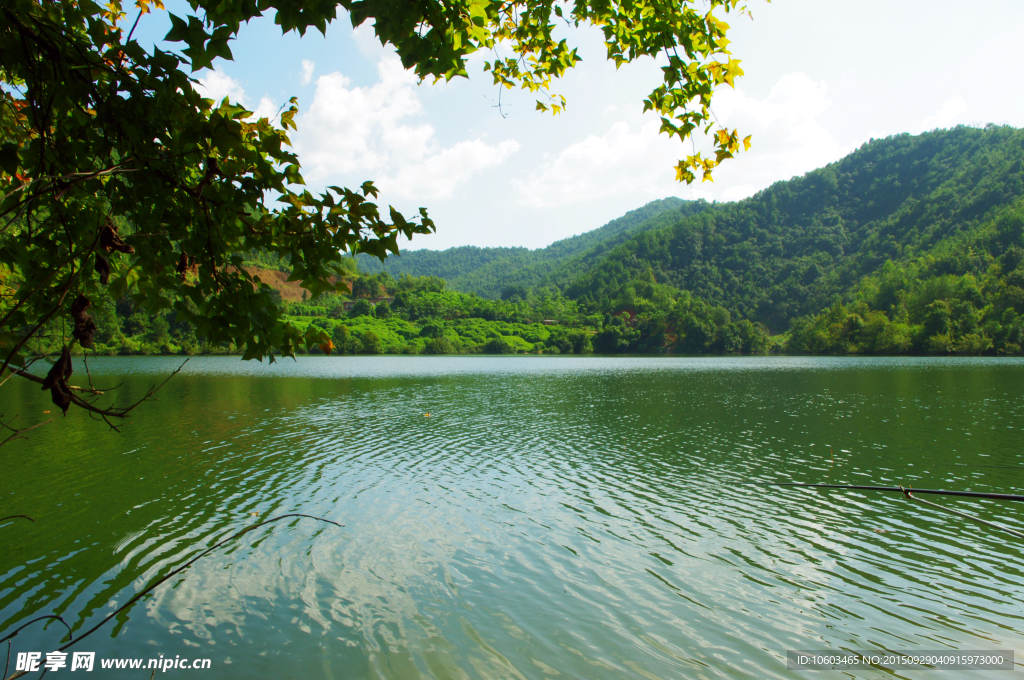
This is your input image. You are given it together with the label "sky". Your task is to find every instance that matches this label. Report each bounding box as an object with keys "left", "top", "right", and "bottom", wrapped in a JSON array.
[{"left": 132, "top": 1, "right": 1024, "bottom": 251}]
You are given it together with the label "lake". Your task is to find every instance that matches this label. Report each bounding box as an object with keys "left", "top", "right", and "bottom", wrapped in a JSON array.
[{"left": 2, "top": 356, "right": 1023, "bottom": 678}]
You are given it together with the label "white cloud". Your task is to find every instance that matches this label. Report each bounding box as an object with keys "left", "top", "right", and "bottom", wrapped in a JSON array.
[
  {"left": 300, "top": 59, "right": 315, "bottom": 86},
  {"left": 514, "top": 72, "right": 851, "bottom": 209},
  {"left": 251, "top": 96, "right": 279, "bottom": 122},
  {"left": 295, "top": 55, "right": 519, "bottom": 199},
  {"left": 351, "top": 22, "right": 389, "bottom": 60},
  {"left": 707, "top": 72, "right": 849, "bottom": 190},
  {"left": 920, "top": 96, "right": 969, "bottom": 131},
  {"left": 382, "top": 139, "right": 521, "bottom": 199},
  {"left": 195, "top": 70, "right": 247, "bottom": 104},
  {"left": 719, "top": 184, "right": 758, "bottom": 202},
  {"left": 514, "top": 118, "right": 681, "bottom": 208},
  {"left": 195, "top": 69, "right": 278, "bottom": 123}
]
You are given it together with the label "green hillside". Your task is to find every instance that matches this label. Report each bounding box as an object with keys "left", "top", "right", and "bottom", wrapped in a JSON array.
[
  {"left": 359, "top": 125, "right": 1024, "bottom": 355},
  {"left": 357, "top": 197, "right": 700, "bottom": 297},
  {"left": 549, "top": 125, "right": 1024, "bottom": 328},
  {"left": 63, "top": 126, "right": 1024, "bottom": 358}
]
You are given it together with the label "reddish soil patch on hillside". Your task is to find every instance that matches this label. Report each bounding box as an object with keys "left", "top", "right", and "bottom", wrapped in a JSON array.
[{"left": 246, "top": 268, "right": 350, "bottom": 302}]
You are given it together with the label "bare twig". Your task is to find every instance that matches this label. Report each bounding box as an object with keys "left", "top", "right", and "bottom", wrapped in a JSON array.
[
  {"left": 124, "top": 10, "right": 143, "bottom": 45},
  {"left": 0, "top": 615, "right": 72, "bottom": 645},
  {"left": 0, "top": 217, "right": 104, "bottom": 376},
  {"left": 0, "top": 259, "right": 68, "bottom": 331},
  {"left": 0, "top": 290, "right": 74, "bottom": 378},
  {"left": 0, "top": 234, "right": 99, "bottom": 378},
  {"left": 0, "top": 515, "right": 35, "bottom": 525},
  {"left": 6, "top": 358, "right": 186, "bottom": 428},
  {"left": 0, "top": 164, "right": 135, "bottom": 214},
  {"left": 9, "top": 369, "right": 103, "bottom": 395},
  {"left": 0, "top": 371, "right": 16, "bottom": 390},
  {"left": 80, "top": 354, "right": 117, "bottom": 393},
  {"left": 0, "top": 418, "right": 52, "bottom": 448}
]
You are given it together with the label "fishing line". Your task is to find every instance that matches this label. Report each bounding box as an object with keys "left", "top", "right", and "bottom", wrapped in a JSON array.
[
  {"left": 752, "top": 482, "right": 1024, "bottom": 539},
  {"left": 953, "top": 464, "right": 1024, "bottom": 469},
  {"left": 753, "top": 483, "right": 1024, "bottom": 501},
  {"left": 899, "top": 485, "right": 1024, "bottom": 539}
]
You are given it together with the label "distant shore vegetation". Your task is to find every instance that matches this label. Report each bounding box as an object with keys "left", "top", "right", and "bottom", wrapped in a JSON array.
[
  {"left": 12, "top": 126, "right": 1024, "bottom": 359},
  {"left": 21, "top": 250, "right": 1024, "bottom": 358}
]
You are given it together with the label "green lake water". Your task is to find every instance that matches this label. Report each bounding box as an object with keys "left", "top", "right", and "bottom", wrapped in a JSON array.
[{"left": 2, "top": 356, "right": 1024, "bottom": 678}]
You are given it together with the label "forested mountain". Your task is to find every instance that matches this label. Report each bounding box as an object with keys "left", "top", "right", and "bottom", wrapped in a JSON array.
[
  {"left": 548, "top": 126, "right": 1023, "bottom": 328},
  {"left": 61, "top": 126, "right": 1024, "bottom": 358},
  {"left": 350, "top": 125, "right": 1024, "bottom": 355},
  {"left": 356, "top": 197, "right": 699, "bottom": 297}
]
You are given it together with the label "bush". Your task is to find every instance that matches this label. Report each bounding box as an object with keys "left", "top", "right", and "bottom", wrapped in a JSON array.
[
  {"left": 482, "top": 336, "right": 515, "bottom": 354},
  {"left": 349, "top": 299, "right": 375, "bottom": 318},
  {"left": 593, "top": 325, "right": 637, "bottom": 353},
  {"left": 361, "top": 330, "right": 382, "bottom": 354},
  {"left": 420, "top": 322, "right": 445, "bottom": 338},
  {"left": 423, "top": 336, "right": 456, "bottom": 354},
  {"left": 567, "top": 329, "right": 592, "bottom": 354},
  {"left": 331, "top": 324, "right": 356, "bottom": 354}
]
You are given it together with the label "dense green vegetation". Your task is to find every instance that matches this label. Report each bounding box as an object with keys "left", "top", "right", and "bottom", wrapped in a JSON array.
[
  {"left": 21, "top": 272, "right": 596, "bottom": 356},
  {"left": 786, "top": 215, "right": 1024, "bottom": 355},
  {"left": 551, "top": 126, "right": 1024, "bottom": 354},
  {"left": 38, "top": 268, "right": 762, "bottom": 356},
  {"left": 28, "top": 126, "right": 1024, "bottom": 358},
  {"left": 357, "top": 125, "right": 1024, "bottom": 356},
  {"left": 356, "top": 198, "right": 699, "bottom": 298},
  {"left": 553, "top": 126, "right": 1024, "bottom": 333}
]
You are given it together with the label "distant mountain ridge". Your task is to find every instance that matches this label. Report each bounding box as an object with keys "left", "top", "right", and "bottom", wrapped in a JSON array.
[
  {"left": 362, "top": 125, "right": 1024, "bottom": 351},
  {"left": 547, "top": 125, "right": 1024, "bottom": 331},
  {"left": 357, "top": 197, "right": 702, "bottom": 297}
]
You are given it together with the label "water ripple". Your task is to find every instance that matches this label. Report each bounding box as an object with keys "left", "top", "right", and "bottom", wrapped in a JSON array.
[{"left": 2, "top": 356, "right": 1024, "bottom": 678}]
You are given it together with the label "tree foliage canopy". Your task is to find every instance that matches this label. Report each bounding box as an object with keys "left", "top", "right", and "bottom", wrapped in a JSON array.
[{"left": 0, "top": 0, "right": 752, "bottom": 407}]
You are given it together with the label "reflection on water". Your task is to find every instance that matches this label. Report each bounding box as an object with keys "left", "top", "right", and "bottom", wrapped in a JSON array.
[{"left": 2, "top": 356, "right": 1024, "bottom": 678}]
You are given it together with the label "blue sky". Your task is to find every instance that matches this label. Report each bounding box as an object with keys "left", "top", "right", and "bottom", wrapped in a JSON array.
[{"left": 132, "top": 0, "right": 1024, "bottom": 251}]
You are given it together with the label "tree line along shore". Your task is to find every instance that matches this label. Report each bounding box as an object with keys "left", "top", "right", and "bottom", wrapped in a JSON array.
[{"left": 10, "top": 126, "right": 1024, "bottom": 359}]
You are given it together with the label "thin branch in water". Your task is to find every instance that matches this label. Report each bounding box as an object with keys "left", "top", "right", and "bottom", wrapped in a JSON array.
[
  {"left": 2, "top": 514, "right": 342, "bottom": 679},
  {"left": 73, "top": 517, "right": 340, "bottom": 648},
  {"left": 0, "top": 418, "right": 52, "bottom": 448},
  {"left": 0, "top": 615, "right": 72, "bottom": 645},
  {"left": 900, "top": 485, "right": 1024, "bottom": 540}
]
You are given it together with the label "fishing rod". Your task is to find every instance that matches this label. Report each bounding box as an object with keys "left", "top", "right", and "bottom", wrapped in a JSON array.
[
  {"left": 754, "top": 482, "right": 1024, "bottom": 539},
  {"left": 899, "top": 485, "right": 1024, "bottom": 540},
  {"left": 755, "top": 483, "right": 1024, "bottom": 501},
  {"left": 953, "top": 464, "right": 1024, "bottom": 469}
]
